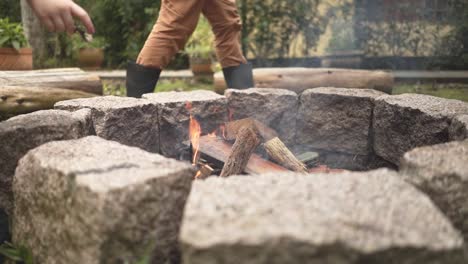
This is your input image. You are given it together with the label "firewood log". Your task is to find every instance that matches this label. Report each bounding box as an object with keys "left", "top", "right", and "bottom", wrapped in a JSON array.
[
  {"left": 198, "top": 136, "right": 288, "bottom": 174},
  {"left": 220, "top": 126, "right": 261, "bottom": 177},
  {"left": 264, "top": 137, "right": 307, "bottom": 173},
  {"left": 225, "top": 118, "right": 305, "bottom": 172},
  {"left": 225, "top": 118, "right": 277, "bottom": 141}
]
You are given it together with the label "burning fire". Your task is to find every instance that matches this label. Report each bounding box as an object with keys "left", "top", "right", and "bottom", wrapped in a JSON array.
[
  {"left": 219, "top": 124, "right": 226, "bottom": 139},
  {"left": 228, "top": 108, "right": 234, "bottom": 121},
  {"left": 185, "top": 103, "right": 237, "bottom": 179},
  {"left": 186, "top": 102, "right": 201, "bottom": 165}
]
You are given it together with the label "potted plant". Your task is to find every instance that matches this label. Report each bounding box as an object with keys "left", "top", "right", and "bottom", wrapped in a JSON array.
[
  {"left": 73, "top": 36, "right": 106, "bottom": 70},
  {"left": 185, "top": 17, "right": 215, "bottom": 76},
  {"left": 0, "top": 18, "right": 32, "bottom": 70},
  {"left": 321, "top": 18, "right": 363, "bottom": 69}
]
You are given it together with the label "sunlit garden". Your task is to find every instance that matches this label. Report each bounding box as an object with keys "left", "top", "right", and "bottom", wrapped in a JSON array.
[{"left": 1, "top": 1, "right": 468, "bottom": 263}]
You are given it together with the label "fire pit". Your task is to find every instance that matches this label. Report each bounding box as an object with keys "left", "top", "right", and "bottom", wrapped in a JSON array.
[{"left": 1, "top": 87, "right": 468, "bottom": 263}]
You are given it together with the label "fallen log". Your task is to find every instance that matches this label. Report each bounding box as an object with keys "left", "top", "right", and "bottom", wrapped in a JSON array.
[
  {"left": 264, "top": 137, "right": 307, "bottom": 173},
  {"left": 0, "top": 68, "right": 103, "bottom": 95},
  {"left": 199, "top": 136, "right": 288, "bottom": 174},
  {"left": 0, "top": 86, "right": 96, "bottom": 119},
  {"left": 214, "top": 68, "right": 394, "bottom": 94},
  {"left": 220, "top": 126, "right": 261, "bottom": 177}
]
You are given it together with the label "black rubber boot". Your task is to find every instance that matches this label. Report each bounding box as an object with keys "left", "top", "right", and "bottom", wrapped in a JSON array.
[
  {"left": 126, "top": 61, "right": 161, "bottom": 98},
  {"left": 222, "top": 63, "right": 254, "bottom": 89}
]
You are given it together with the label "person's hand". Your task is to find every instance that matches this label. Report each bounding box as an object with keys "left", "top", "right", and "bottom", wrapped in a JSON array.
[{"left": 27, "top": 0, "right": 95, "bottom": 35}]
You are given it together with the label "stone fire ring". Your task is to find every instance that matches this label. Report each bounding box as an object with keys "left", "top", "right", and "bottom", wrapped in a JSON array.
[
  {"left": 181, "top": 171, "right": 465, "bottom": 263},
  {"left": 0, "top": 88, "right": 466, "bottom": 263}
]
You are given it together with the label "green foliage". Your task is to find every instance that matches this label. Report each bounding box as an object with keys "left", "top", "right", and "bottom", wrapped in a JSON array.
[
  {"left": 185, "top": 17, "right": 215, "bottom": 60},
  {"left": 357, "top": 1, "right": 439, "bottom": 57},
  {"left": 0, "top": 0, "right": 330, "bottom": 67},
  {"left": 0, "top": 0, "right": 21, "bottom": 23},
  {"left": 0, "top": 242, "right": 34, "bottom": 264},
  {"left": 240, "top": 0, "right": 328, "bottom": 59},
  {"left": 393, "top": 83, "right": 468, "bottom": 102},
  {"left": 432, "top": 0, "right": 468, "bottom": 68},
  {"left": 82, "top": 0, "right": 329, "bottom": 66},
  {"left": 356, "top": 0, "right": 468, "bottom": 68},
  {"left": 72, "top": 35, "right": 108, "bottom": 50},
  {"left": 326, "top": 18, "right": 358, "bottom": 53},
  {"left": 0, "top": 18, "right": 29, "bottom": 50},
  {"left": 80, "top": 0, "right": 162, "bottom": 67}
]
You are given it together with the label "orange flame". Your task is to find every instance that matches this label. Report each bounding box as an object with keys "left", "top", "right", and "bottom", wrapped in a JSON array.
[
  {"left": 186, "top": 102, "right": 201, "bottom": 165},
  {"left": 219, "top": 124, "right": 227, "bottom": 139},
  {"left": 228, "top": 108, "right": 234, "bottom": 121}
]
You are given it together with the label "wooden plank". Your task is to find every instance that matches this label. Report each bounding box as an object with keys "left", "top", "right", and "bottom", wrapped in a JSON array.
[{"left": 199, "top": 136, "right": 289, "bottom": 174}]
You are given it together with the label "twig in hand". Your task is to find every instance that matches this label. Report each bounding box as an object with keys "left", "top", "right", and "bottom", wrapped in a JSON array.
[{"left": 75, "top": 25, "right": 93, "bottom": 42}]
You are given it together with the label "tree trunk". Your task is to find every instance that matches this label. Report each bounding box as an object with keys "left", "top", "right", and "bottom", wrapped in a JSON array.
[{"left": 20, "top": 0, "right": 51, "bottom": 68}]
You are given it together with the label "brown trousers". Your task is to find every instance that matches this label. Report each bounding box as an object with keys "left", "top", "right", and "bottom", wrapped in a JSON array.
[{"left": 137, "top": 0, "right": 247, "bottom": 69}]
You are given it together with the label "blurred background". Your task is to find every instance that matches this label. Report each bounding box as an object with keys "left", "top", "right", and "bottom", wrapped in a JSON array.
[{"left": 1, "top": 0, "right": 467, "bottom": 100}]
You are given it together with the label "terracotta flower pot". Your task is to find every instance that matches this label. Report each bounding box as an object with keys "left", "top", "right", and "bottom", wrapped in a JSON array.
[
  {"left": 189, "top": 57, "right": 214, "bottom": 76},
  {"left": 78, "top": 48, "right": 104, "bottom": 70},
  {"left": 0, "top": 48, "right": 33, "bottom": 70}
]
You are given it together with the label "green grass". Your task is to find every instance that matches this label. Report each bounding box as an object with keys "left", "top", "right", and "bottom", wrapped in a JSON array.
[
  {"left": 155, "top": 79, "right": 214, "bottom": 93},
  {"left": 393, "top": 83, "right": 468, "bottom": 102},
  {"left": 104, "top": 78, "right": 468, "bottom": 103},
  {"left": 103, "top": 79, "right": 215, "bottom": 96}
]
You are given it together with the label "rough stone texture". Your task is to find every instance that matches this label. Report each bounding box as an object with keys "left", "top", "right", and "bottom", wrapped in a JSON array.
[
  {"left": 0, "top": 209, "right": 8, "bottom": 243},
  {"left": 374, "top": 94, "right": 468, "bottom": 165},
  {"left": 13, "top": 136, "right": 194, "bottom": 264},
  {"left": 400, "top": 140, "right": 468, "bottom": 243},
  {"left": 0, "top": 109, "right": 92, "bottom": 215},
  {"left": 181, "top": 170, "right": 465, "bottom": 264},
  {"left": 143, "top": 91, "right": 227, "bottom": 158},
  {"left": 225, "top": 88, "right": 298, "bottom": 146},
  {"left": 55, "top": 96, "right": 159, "bottom": 153},
  {"left": 316, "top": 150, "right": 396, "bottom": 171},
  {"left": 450, "top": 115, "right": 468, "bottom": 141},
  {"left": 296, "top": 88, "right": 385, "bottom": 155}
]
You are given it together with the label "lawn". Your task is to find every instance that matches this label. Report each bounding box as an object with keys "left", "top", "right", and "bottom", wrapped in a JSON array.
[
  {"left": 103, "top": 79, "right": 214, "bottom": 96},
  {"left": 393, "top": 83, "right": 468, "bottom": 102},
  {"left": 104, "top": 78, "right": 468, "bottom": 103}
]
